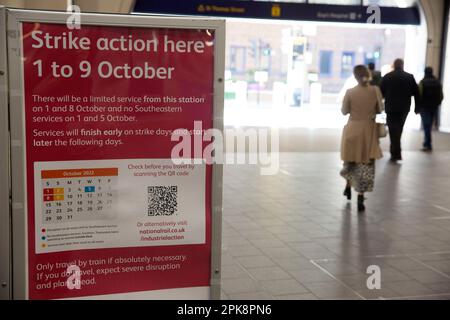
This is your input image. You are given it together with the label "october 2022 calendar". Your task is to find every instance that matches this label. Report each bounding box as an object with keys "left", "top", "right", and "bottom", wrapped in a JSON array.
[{"left": 41, "top": 167, "right": 118, "bottom": 225}]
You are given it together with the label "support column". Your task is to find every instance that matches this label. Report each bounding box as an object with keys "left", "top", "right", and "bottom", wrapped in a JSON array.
[{"left": 420, "top": 0, "right": 445, "bottom": 73}]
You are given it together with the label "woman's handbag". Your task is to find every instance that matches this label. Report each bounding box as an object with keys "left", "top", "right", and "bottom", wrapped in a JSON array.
[
  {"left": 377, "top": 123, "right": 388, "bottom": 138},
  {"left": 375, "top": 87, "right": 388, "bottom": 138}
]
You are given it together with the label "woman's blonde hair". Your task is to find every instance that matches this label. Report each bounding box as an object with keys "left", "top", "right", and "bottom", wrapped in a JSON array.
[{"left": 353, "top": 65, "right": 370, "bottom": 86}]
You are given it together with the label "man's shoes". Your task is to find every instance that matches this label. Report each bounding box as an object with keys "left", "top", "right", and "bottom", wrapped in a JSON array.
[{"left": 421, "top": 147, "right": 432, "bottom": 152}]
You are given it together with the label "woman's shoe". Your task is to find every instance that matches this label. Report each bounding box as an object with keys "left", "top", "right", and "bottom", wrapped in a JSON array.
[
  {"left": 357, "top": 195, "right": 365, "bottom": 212},
  {"left": 343, "top": 186, "right": 351, "bottom": 200}
]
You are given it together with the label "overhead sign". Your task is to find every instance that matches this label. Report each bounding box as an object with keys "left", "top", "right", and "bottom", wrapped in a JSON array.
[
  {"left": 6, "top": 10, "right": 224, "bottom": 300},
  {"left": 134, "top": 0, "right": 421, "bottom": 25}
]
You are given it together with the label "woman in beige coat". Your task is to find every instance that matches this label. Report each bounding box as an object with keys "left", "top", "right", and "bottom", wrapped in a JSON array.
[{"left": 340, "top": 65, "right": 383, "bottom": 211}]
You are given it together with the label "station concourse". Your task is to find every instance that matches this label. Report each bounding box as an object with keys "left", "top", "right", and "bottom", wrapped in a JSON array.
[{"left": 0, "top": 0, "right": 450, "bottom": 301}]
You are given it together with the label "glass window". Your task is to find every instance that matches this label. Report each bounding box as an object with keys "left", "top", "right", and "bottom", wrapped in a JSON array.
[
  {"left": 247, "top": 39, "right": 272, "bottom": 74},
  {"left": 319, "top": 51, "right": 333, "bottom": 76},
  {"left": 341, "top": 51, "right": 355, "bottom": 78},
  {"left": 364, "top": 49, "right": 381, "bottom": 69},
  {"left": 229, "top": 46, "right": 247, "bottom": 74}
]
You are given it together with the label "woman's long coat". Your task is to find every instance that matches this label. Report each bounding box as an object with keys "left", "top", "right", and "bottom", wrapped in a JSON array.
[{"left": 341, "top": 84, "right": 384, "bottom": 163}]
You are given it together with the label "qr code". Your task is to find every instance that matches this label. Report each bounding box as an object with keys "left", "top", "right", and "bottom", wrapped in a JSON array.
[{"left": 147, "top": 186, "right": 178, "bottom": 216}]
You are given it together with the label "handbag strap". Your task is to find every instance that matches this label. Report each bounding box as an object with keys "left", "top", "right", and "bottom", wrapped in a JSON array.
[{"left": 374, "top": 86, "right": 387, "bottom": 124}]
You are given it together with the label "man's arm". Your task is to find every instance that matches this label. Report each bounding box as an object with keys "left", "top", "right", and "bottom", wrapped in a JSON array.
[
  {"left": 411, "top": 75, "right": 420, "bottom": 114},
  {"left": 380, "top": 76, "right": 386, "bottom": 97}
]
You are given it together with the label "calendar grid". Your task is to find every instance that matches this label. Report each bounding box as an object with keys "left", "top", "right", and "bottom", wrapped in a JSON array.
[{"left": 40, "top": 168, "right": 118, "bottom": 226}]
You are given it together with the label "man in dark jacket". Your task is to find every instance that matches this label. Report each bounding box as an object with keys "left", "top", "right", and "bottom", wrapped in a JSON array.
[
  {"left": 380, "top": 59, "right": 420, "bottom": 162},
  {"left": 417, "top": 67, "right": 444, "bottom": 151}
]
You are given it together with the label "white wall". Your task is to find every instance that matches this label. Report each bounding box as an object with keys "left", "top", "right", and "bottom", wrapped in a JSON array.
[
  {"left": 439, "top": 9, "right": 450, "bottom": 132},
  {"left": 0, "top": 0, "right": 66, "bottom": 10},
  {"left": 73, "top": 0, "right": 134, "bottom": 14},
  {"left": 0, "top": 0, "right": 25, "bottom": 8}
]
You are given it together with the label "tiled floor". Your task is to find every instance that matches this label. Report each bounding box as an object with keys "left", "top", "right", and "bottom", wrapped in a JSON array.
[{"left": 220, "top": 129, "right": 450, "bottom": 300}]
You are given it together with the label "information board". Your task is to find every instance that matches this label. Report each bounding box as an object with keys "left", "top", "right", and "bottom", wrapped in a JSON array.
[{"left": 6, "top": 10, "right": 224, "bottom": 300}]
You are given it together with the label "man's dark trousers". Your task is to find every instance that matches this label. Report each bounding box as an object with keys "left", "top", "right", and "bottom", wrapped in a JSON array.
[
  {"left": 420, "top": 110, "right": 437, "bottom": 149},
  {"left": 387, "top": 112, "right": 409, "bottom": 160}
]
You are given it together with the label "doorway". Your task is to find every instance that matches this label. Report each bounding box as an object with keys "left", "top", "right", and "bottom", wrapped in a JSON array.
[{"left": 224, "top": 18, "right": 427, "bottom": 129}]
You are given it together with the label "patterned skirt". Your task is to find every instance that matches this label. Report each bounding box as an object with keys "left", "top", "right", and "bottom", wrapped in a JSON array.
[{"left": 340, "top": 161, "right": 375, "bottom": 193}]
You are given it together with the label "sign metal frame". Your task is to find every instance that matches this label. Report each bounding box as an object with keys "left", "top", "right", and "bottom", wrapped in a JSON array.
[
  {"left": 5, "top": 8, "right": 224, "bottom": 300},
  {"left": 0, "top": 6, "right": 12, "bottom": 300}
]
